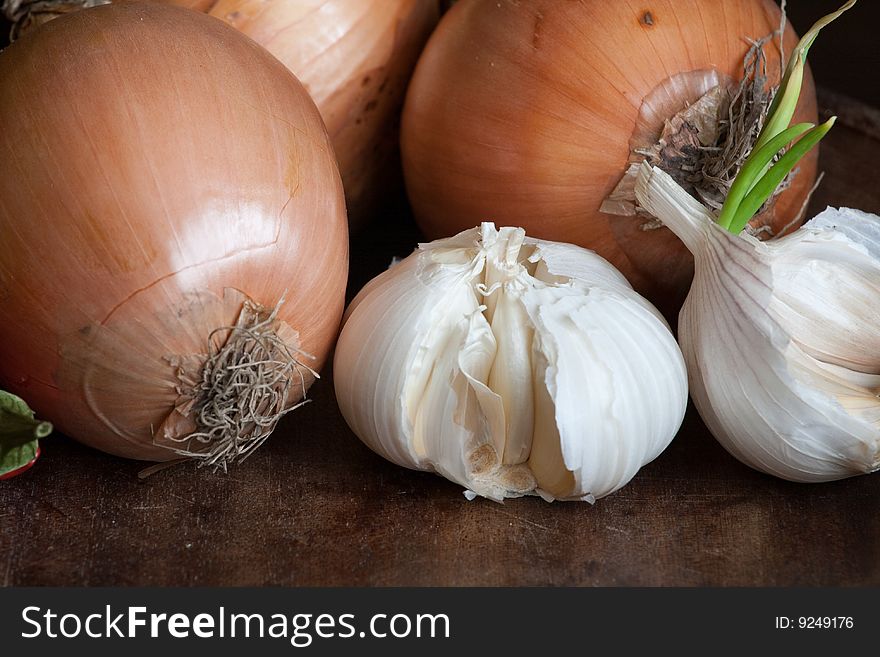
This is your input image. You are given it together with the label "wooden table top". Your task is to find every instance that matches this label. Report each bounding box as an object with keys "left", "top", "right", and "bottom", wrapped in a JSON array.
[{"left": 2, "top": 91, "right": 879, "bottom": 587}]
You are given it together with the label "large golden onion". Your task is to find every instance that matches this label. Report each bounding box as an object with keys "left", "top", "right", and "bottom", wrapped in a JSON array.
[
  {"left": 0, "top": 2, "right": 348, "bottom": 462},
  {"left": 401, "top": 0, "right": 818, "bottom": 316}
]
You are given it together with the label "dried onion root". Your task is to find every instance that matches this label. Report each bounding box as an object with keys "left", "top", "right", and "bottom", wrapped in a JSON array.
[{"left": 153, "top": 297, "right": 317, "bottom": 472}]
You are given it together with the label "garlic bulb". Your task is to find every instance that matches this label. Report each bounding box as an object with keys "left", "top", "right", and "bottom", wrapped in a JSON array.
[
  {"left": 635, "top": 163, "right": 880, "bottom": 482},
  {"left": 334, "top": 223, "right": 687, "bottom": 502}
]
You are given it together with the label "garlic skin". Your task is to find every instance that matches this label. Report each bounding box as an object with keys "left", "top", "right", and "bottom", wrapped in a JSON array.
[
  {"left": 636, "top": 163, "right": 880, "bottom": 482},
  {"left": 334, "top": 224, "right": 687, "bottom": 502}
]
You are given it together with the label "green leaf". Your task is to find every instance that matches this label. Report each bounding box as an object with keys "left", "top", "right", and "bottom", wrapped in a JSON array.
[
  {"left": 755, "top": 0, "right": 856, "bottom": 152},
  {"left": 753, "top": 58, "right": 805, "bottom": 154},
  {"left": 717, "top": 0, "right": 855, "bottom": 233},
  {"left": 728, "top": 117, "right": 836, "bottom": 235},
  {"left": 717, "top": 122, "right": 815, "bottom": 230},
  {"left": 0, "top": 389, "right": 52, "bottom": 477},
  {"left": 0, "top": 440, "right": 38, "bottom": 479}
]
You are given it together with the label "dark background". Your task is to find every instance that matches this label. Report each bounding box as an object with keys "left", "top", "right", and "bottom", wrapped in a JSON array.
[{"left": 784, "top": 0, "right": 880, "bottom": 106}]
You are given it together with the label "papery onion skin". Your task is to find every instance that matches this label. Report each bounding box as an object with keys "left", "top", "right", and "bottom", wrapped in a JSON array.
[
  {"left": 0, "top": 3, "right": 348, "bottom": 461},
  {"left": 199, "top": 0, "right": 440, "bottom": 228},
  {"left": 401, "top": 0, "right": 817, "bottom": 317},
  {"left": 147, "top": 0, "right": 214, "bottom": 10},
  {"left": 160, "top": 0, "right": 214, "bottom": 9}
]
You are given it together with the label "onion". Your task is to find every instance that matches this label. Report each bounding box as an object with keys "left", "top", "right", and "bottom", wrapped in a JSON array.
[
  {"left": 200, "top": 0, "right": 440, "bottom": 227},
  {"left": 401, "top": 0, "right": 818, "bottom": 316},
  {"left": 3, "top": 1, "right": 439, "bottom": 226},
  {"left": 148, "top": 0, "right": 214, "bottom": 9},
  {"left": 0, "top": 2, "right": 348, "bottom": 464},
  {"left": 165, "top": 0, "right": 213, "bottom": 8}
]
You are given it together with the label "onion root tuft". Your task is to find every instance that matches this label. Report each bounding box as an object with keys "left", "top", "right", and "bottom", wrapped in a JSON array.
[{"left": 155, "top": 295, "right": 317, "bottom": 472}]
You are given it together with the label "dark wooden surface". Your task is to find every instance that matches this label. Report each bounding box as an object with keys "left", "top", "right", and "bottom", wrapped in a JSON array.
[{"left": 2, "top": 92, "right": 880, "bottom": 587}]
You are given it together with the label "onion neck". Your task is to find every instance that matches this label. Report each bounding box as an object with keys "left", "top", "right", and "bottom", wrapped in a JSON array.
[
  {"left": 601, "top": 29, "right": 808, "bottom": 239},
  {"left": 600, "top": 68, "right": 729, "bottom": 222}
]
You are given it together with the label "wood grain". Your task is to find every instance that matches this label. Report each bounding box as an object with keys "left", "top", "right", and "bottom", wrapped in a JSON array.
[{"left": 1, "top": 91, "right": 879, "bottom": 587}]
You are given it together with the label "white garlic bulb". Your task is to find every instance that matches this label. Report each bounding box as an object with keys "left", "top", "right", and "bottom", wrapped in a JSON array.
[
  {"left": 334, "top": 223, "right": 687, "bottom": 502},
  {"left": 636, "top": 162, "right": 880, "bottom": 482}
]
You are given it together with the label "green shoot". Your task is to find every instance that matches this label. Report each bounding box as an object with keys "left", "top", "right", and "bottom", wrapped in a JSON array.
[
  {"left": 716, "top": 0, "right": 856, "bottom": 234},
  {"left": 727, "top": 117, "right": 836, "bottom": 235},
  {"left": 752, "top": 56, "right": 805, "bottom": 155},
  {"left": 755, "top": 0, "right": 855, "bottom": 152},
  {"left": 716, "top": 122, "right": 815, "bottom": 230}
]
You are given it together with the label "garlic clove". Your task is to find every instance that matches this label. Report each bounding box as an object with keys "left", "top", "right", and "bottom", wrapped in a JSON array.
[
  {"left": 523, "top": 286, "right": 687, "bottom": 499},
  {"left": 527, "top": 337, "right": 575, "bottom": 498},
  {"left": 769, "top": 207, "right": 880, "bottom": 375},
  {"left": 488, "top": 285, "right": 535, "bottom": 465}
]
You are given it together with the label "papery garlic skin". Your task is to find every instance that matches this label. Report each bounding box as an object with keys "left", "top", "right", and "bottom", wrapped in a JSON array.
[
  {"left": 334, "top": 224, "right": 687, "bottom": 502},
  {"left": 636, "top": 163, "right": 880, "bottom": 482}
]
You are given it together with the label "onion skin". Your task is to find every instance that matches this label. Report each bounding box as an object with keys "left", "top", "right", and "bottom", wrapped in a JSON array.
[
  {"left": 0, "top": 2, "right": 348, "bottom": 461},
  {"left": 161, "top": 0, "right": 215, "bottom": 9},
  {"left": 401, "top": 0, "right": 818, "bottom": 316},
  {"left": 148, "top": 0, "right": 215, "bottom": 9},
  {"left": 203, "top": 0, "right": 440, "bottom": 228}
]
